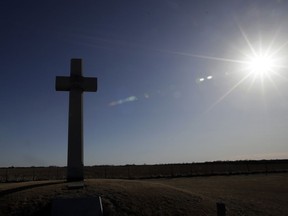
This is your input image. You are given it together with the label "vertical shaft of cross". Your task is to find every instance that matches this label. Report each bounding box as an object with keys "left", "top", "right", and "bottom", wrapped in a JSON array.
[
  {"left": 67, "top": 59, "right": 84, "bottom": 181},
  {"left": 67, "top": 88, "right": 83, "bottom": 181}
]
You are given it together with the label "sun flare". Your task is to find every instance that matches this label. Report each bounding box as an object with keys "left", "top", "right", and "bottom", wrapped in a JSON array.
[
  {"left": 238, "top": 25, "right": 286, "bottom": 82},
  {"left": 199, "top": 26, "right": 286, "bottom": 110},
  {"left": 159, "top": 25, "right": 287, "bottom": 110}
]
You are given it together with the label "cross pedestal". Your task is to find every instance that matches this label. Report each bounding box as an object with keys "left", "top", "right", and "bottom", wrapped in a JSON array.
[{"left": 55, "top": 59, "right": 97, "bottom": 181}]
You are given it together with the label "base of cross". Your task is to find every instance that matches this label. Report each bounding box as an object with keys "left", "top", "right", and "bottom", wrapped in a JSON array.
[
  {"left": 67, "top": 166, "right": 84, "bottom": 182},
  {"left": 67, "top": 177, "right": 84, "bottom": 182},
  {"left": 67, "top": 181, "right": 85, "bottom": 189}
]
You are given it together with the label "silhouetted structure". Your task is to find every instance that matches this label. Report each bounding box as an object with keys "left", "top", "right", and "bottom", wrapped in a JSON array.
[
  {"left": 56, "top": 59, "right": 97, "bottom": 181},
  {"left": 217, "top": 202, "right": 226, "bottom": 216}
]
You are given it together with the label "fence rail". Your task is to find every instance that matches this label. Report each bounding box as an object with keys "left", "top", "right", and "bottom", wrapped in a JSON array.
[{"left": 1, "top": 160, "right": 287, "bottom": 182}]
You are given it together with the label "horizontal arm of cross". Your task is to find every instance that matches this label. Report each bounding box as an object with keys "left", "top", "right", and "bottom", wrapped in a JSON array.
[{"left": 56, "top": 76, "right": 97, "bottom": 92}]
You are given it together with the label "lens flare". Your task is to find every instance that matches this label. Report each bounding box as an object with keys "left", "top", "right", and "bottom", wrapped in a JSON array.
[{"left": 109, "top": 96, "right": 138, "bottom": 107}]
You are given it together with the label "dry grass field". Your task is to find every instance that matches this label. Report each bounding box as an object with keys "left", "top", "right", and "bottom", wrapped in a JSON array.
[
  {"left": 151, "top": 173, "right": 288, "bottom": 215},
  {"left": 0, "top": 173, "right": 287, "bottom": 216}
]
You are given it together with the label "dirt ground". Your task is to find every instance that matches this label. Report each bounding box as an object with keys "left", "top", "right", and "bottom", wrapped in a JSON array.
[{"left": 0, "top": 173, "right": 287, "bottom": 216}]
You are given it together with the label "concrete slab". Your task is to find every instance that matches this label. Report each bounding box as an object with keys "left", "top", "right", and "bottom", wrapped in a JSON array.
[
  {"left": 51, "top": 197, "right": 103, "bottom": 216},
  {"left": 67, "top": 181, "right": 85, "bottom": 189}
]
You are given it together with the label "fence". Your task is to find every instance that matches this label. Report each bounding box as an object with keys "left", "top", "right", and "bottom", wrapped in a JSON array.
[{"left": 1, "top": 160, "right": 287, "bottom": 182}]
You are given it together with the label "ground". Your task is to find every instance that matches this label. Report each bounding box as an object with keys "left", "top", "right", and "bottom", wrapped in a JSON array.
[{"left": 0, "top": 173, "right": 287, "bottom": 216}]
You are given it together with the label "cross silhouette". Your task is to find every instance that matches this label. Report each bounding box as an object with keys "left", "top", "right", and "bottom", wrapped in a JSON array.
[{"left": 56, "top": 59, "right": 97, "bottom": 181}]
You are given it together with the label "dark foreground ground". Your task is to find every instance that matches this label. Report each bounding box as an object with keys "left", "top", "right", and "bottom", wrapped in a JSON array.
[{"left": 0, "top": 173, "right": 287, "bottom": 216}]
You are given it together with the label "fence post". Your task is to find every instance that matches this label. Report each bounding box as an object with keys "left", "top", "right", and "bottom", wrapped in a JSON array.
[
  {"left": 211, "top": 163, "right": 214, "bottom": 175},
  {"left": 104, "top": 167, "right": 107, "bottom": 179},
  {"left": 32, "top": 167, "right": 35, "bottom": 181},
  {"left": 190, "top": 164, "right": 193, "bottom": 176},
  {"left": 5, "top": 168, "right": 8, "bottom": 182},
  {"left": 265, "top": 162, "right": 268, "bottom": 175},
  {"left": 216, "top": 202, "right": 226, "bottom": 216},
  {"left": 246, "top": 162, "right": 250, "bottom": 173},
  {"left": 170, "top": 164, "right": 174, "bottom": 177},
  {"left": 127, "top": 166, "right": 131, "bottom": 179}
]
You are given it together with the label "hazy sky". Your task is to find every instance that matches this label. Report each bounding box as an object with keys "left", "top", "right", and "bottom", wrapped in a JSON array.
[{"left": 1, "top": 0, "right": 288, "bottom": 167}]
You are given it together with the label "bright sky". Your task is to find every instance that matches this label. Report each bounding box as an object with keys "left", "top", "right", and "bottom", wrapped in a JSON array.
[{"left": 1, "top": 0, "right": 288, "bottom": 167}]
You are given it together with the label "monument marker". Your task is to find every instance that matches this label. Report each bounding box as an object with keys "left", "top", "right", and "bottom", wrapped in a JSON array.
[{"left": 56, "top": 59, "right": 97, "bottom": 181}]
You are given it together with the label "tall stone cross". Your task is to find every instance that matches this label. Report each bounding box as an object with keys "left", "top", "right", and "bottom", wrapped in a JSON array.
[{"left": 55, "top": 59, "right": 97, "bottom": 181}]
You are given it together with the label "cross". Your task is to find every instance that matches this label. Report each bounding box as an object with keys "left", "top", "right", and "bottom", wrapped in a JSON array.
[{"left": 55, "top": 59, "right": 97, "bottom": 182}]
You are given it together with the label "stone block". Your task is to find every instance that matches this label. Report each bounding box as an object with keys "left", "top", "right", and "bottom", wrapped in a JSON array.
[{"left": 51, "top": 197, "right": 103, "bottom": 216}]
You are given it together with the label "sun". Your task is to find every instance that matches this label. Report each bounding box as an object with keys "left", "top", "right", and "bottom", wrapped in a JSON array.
[
  {"left": 237, "top": 26, "right": 285, "bottom": 82},
  {"left": 245, "top": 52, "right": 276, "bottom": 78}
]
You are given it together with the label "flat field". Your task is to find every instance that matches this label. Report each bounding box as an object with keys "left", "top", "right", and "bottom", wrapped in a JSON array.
[{"left": 0, "top": 173, "right": 287, "bottom": 216}]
